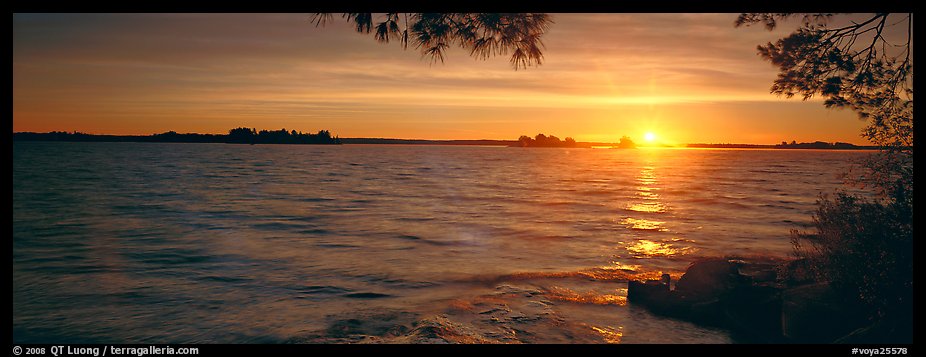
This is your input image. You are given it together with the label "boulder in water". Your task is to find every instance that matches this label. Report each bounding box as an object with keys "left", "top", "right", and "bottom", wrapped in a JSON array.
[
  {"left": 675, "top": 259, "right": 746, "bottom": 302},
  {"left": 627, "top": 279, "right": 669, "bottom": 304}
]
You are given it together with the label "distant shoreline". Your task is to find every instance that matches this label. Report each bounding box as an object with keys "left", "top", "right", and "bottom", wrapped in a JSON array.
[
  {"left": 12, "top": 132, "right": 879, "bottom": 150},
  {"left": 685, "top": 142, "right": 880, "bottom": 150},
  {"left": 13, "top": 128, "right": 342, "bottom": 145}
]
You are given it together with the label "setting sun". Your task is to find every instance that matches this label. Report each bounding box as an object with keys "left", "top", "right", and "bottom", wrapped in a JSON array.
[{"left": 644, "top": 132, "right": 656, "bottom": 142}]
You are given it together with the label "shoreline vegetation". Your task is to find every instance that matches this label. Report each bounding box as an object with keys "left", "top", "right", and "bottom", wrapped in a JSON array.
[
  {"left": 12, "top": 130, "right": 879, "bottom": 150},
  {"left": 687, "top": 141, "right": 880, "bottom": 150},
  {"left": 13, "top": 127, "right": 342, "bottom": 145}
]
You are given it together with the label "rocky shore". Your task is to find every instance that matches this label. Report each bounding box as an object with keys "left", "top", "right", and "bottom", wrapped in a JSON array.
[{"left": 627, "top": 257, "right": 912, "bottom": 343}]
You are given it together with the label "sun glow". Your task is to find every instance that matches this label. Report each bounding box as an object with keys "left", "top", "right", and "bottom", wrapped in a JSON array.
[{"left": 644, "top": 132, "right": 656, "bottom": 142}]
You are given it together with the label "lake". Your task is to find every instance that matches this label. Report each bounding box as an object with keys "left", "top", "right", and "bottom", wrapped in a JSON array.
[{"left": 12, "top": 142, "right": 872, "bottom": 343}]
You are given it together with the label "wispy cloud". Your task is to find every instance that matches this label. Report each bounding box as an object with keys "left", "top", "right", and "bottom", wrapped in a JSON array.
[{"left": 13, "top": 13, "right": 868, "bottom": 143}]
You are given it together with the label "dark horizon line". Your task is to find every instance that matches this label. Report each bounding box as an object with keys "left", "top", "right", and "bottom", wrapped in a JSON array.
[{"left": 12, "top": 130, "right": 881, "bottom": 149}]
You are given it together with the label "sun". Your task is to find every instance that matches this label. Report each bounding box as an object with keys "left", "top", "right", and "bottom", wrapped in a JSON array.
[{"left": 644, "top": 132, "right": 656, "bottom": 142}]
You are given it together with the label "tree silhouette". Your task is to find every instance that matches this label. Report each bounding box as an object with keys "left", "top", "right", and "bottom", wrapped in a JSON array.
[
  {"left": 514, "top": 133, "right": 578, "bottom": 147},
  {"left": 737, "top": 13, "right": 912, "bottom": 200},
  {"left": 736, "top": 13, "right": 912, "bottom": 151},
  {"left": 226, "top": 127, "right": 340, "bottom": 144},
  {"left": 534, "top": 133, "right": 547, "bottom": 145},
  {"left": 740, "top": 13, "right": 913, "bottom": 333},
  {"left": 617, "top": 136, "right": 636, "bottom": 149},
  {"left": 228, "top": 127, "right": 257, "bottom": 144},
  {"left": 312, "top": 13, "right": 552, "bottom": 70}
]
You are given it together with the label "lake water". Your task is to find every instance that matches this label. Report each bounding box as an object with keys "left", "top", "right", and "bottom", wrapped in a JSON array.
[{"left": 12, "top": 142, "right": 872, "bottom": 343}]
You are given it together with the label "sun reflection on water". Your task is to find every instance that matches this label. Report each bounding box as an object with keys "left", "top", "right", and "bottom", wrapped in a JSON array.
[
  {"left": 607, "top": 261, "right": 641, "bottom": 272},
  {"left": 626, "top": 165, "right": 668, "bottom": 213},
  {"left": 626, "top": 202, "right": 667, "bottom": 213},
  {"left": 619, "top": 217, "right": 668, "bottom": 231},
  {"left": 637, "top": 166, "right": 658, "bottom": 185},
  {"left": 623, "top": 239, "right": 695, "bottom": 258},
  {"left": 590, "top": 325, "right": 624, "bottom": 344},
  {"left": 544, "top": 286, "right": 627, "bottom": 306}
]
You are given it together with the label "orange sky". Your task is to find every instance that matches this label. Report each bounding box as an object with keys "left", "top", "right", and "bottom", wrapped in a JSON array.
[{"left": 13, "top": 13, "right": 890, "bottom": 144}]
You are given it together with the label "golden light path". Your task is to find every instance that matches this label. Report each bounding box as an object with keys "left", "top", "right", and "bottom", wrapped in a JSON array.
[
  {"left": 619, "top": 159, "right": 698, "bottom": 260},
  {"left": 590, "top": 325, "right": 624, "bottom": 344},
  {"left": 620, "top": 217, "right": 668, "bottom": 232}
]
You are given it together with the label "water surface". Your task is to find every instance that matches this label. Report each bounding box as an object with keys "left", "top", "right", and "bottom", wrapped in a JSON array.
[{"left": 13, "top": 142, "right": 870, "bottom": 343}]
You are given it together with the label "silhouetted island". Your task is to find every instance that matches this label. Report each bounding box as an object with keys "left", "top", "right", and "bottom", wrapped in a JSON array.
[
  {"left": 339, "top": 138, "right": 517, "bottom": 146},
  {"left": 513, "top": 133, "right": 581, "bottom": 147},
  {"left": 512, "top": 134, "right": 636, "bottom": 149},
  {"left": 615, "top": 136, "right": 636, "bottom": 149},
  {"left": 13, "top": 127, "right": 342, "bottom": 145}
]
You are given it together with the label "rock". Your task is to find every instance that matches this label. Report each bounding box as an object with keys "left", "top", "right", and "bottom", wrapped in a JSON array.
[
  {"left": 627, "top": 279, "right": 669, "bottom": 304},
  {"left": 628, "top": 279, "right": 690, "bottom": 318},
  {"left": 675, "top": 259, "right": 746, "bottom": 302},
  {"left": 752, "top": 269, "right": 778, "bottom": 284},
  {"left": 722, "top": 284, "right": 784, "bottom": 342},
  {"left": 738, "top": 263, "right": 778, "bottom": 284},
  {"left": 624, "top": 259, "right": 884, "bottom": 343},
  {"left": 781, "top": 282, "right": 866, "bottom": 342},
  {"left": 687, "top": 299, "right": 725, "bottom": 326}
]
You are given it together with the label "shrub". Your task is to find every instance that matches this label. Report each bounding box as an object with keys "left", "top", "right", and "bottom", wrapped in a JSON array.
[{"left": 790, "top": 190, "right": 912, "bottom": 321}]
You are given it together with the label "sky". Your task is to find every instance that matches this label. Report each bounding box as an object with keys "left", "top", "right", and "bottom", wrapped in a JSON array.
[{"left": 13, "top": 13, "right": 888, "bottom": 144}]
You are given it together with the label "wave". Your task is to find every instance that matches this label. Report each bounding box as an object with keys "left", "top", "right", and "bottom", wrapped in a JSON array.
[
  {"left": 542, "top": 286, "right": 627, "bottom": 306},
  {"left": 298, "top": 228, "right": 332, "bottom": 235},
  {"left": 296, "top": 197, "right": 336, "bottom": 203},
  {"left": 394, "top": 234, "right": 461, "bottom": 247},
  {"left": 314, "top": 243, "right": 360, "bottom": 249},
  {"left": 451, "top": 266, "right": 684, "bottom": 286},
  {"left": 343, "top": 292, "right": 393, "bottom": 299},
  {"left": 673, "top": 197, "right": 754, "bottom": 210},
  {"left": 251, "top": 221, "right": 317, "bottom": 231}
]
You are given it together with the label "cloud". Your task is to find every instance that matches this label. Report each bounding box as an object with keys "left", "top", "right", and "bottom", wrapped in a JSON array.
[{"left": 13, "top": 13, "right": 869, "bottom": 143}]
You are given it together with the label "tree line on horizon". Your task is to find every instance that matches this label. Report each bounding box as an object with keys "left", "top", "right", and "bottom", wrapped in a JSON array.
[
  {"left": 513, "top": 134, "right": 642, "bottom": 148},
  {"left": 515, "top": 133, "right": 577, "bottom": 147},
  {"left": 684, "top": 141, "right": 878, "bottom": 150},
  {"left": 775, "top": 140, "right": 867, "bottom": 149},
  {"left": 226, "top": 127, "right": 340, "bottom": 144},
  {"left": 12, "top": 127, "right": 342, "bottom": 145}
]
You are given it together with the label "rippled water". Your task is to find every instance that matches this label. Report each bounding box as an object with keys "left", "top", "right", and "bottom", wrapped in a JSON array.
[{"left": 13, "top": 142, "right": 871, "bottom": 343}]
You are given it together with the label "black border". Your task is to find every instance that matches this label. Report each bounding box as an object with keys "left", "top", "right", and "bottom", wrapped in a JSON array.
[
  {"left": 11, "top": 0, "right": 918, "bottom": 354},
  {"left": 8, "top": 343, "right": 916, "bottom": 355},
  {"left": 11, "top": 0, "right": 918, "bottom": 13}
]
